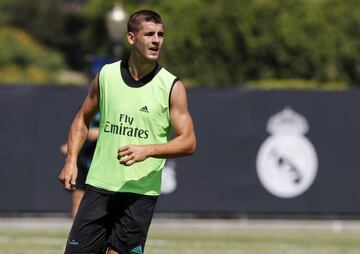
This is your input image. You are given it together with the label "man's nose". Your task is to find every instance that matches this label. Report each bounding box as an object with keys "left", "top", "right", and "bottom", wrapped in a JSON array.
[{"left": 152, "top": 35, "right": 160, "bottom": 43}]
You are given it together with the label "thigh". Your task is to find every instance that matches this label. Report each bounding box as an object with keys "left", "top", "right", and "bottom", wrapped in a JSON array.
[
  {"left": 65, "top": 190, "right": 112, "bottom": 254},
  {"left": 71, "top": 189, "right": 85, "bottom": 217},
  {"left": 107, "top": 193, "right": 158, "bottom": 254}
]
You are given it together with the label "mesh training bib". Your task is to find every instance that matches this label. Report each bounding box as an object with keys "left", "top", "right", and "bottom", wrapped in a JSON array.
[{"left": 86, "top": 60, "right": 177, "bottom": 195}]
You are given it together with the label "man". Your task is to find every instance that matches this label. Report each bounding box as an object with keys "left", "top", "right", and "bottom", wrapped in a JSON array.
[{"left": 58, "top": 9, "right": 196, "bottom": 254}]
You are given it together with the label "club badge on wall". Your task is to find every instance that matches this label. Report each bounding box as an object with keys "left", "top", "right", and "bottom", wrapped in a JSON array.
[{"left": 256, "top": 107, "right": 318, "bottom": 198}]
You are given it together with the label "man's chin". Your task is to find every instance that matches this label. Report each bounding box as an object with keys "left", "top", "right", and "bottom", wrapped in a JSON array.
[
  {"left": 146, "top": 53, "right": 160, "bottom": 61},
  {"left": 148, "top": 56, "right": 159, "bottom": 61}
]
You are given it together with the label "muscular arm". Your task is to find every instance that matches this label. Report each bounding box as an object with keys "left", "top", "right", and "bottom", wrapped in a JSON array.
[
  {"left": 58, "top": 75, "right": 99, "bottom": 190},
  {"left": 59, "top": 127, "right": 99, "bottom": 156},
  {"left": 119, "top": 80, "right": 196, "bottom": 165}
]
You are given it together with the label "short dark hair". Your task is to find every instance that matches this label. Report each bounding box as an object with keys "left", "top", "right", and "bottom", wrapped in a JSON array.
[{"left": 127, "top": 9, "right": 163, "bottom": 33}]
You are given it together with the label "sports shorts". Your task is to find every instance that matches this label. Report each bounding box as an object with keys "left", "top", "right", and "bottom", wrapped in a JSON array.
[{"left": 64, "top": 186, "right": 158, "bottom": 254}]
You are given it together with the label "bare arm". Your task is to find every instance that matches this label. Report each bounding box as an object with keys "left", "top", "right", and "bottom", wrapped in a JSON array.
[
  {"left": 58, "top": 75, "right": 99, "bottom": 190},
  {"left": 119, "top": 80, "right": 196, "bottom": 166},
  {"left": 58, "top": 127, "right": 99, "bottom": 156}
]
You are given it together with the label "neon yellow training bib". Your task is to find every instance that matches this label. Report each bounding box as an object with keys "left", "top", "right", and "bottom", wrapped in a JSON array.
[{"left": 86, "top": 60, "right": 178, "bottom": 195}]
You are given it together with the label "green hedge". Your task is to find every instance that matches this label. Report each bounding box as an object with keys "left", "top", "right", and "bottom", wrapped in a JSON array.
[
  {"left": 245, "top": 79, "right": 350, "bottom": 90},
  {"left": 2, "top": 0, "right": 360, "bottom": 88},
  {"left": 0, "top": 27, "right": 65, "bottom": 84},
  {"left": 125, "top": 0, "right": 359, "bottom": 88}
]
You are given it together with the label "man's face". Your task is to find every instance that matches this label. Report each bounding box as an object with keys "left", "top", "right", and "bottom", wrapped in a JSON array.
[{"left": 128, "top": 21, "right": 164, "bottom": 61}]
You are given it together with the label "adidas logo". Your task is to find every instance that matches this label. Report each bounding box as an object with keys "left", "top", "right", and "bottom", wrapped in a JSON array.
[
  {"left": 132, "top": 245, "right": 143, "bottom": 254},
  {"left": 139, "top": 106, "right": 149, "bottom": 113},
  {"left": 68, "top": 239, "right": 79, "bottom": 246}
]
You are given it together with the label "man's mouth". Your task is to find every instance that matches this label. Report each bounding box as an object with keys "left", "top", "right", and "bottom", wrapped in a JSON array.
[{"left": 149, "top": 47, "right": 159, "bottom": 52}]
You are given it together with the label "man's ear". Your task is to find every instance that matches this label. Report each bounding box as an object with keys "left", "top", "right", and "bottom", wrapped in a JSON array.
[{"left": 127, "top": 32, "right": 135, "bottom": 45}]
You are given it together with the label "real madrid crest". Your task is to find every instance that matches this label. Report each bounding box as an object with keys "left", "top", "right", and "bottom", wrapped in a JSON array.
[{"left": 256, "top": 107, "right": 318, "bottom": 198}]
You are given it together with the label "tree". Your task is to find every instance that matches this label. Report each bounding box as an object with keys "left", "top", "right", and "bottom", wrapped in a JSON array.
[
  {"left": 0, "top": 26, "right": 65, "bottom": 84},
  {"left": 1, "top": 0, "right": 360, "bottom": 88}
]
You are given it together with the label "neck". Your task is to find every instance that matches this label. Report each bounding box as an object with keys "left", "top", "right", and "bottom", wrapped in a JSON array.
[{"left": 128, "top": 54, "right": 157, "bottom": 81}]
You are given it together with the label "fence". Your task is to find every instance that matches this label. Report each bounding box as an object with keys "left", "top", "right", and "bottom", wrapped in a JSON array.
[{"left": 1, "top": 86, "right": 360, "bottom": 217}]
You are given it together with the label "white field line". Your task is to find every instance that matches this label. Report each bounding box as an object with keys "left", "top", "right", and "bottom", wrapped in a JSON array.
[
  {"left": 150, "top": 218, "right": 360, "bottom": 232},
  {"left": 1, "top": 217, "right": 360, "bottom": 232}
]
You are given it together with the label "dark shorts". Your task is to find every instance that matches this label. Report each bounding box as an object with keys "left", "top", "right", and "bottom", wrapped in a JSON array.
[{"left": 64, "top": 186, "right": 158, "bottom": 254}]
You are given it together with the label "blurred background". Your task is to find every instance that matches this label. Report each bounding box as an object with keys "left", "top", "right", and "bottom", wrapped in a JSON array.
[
  {"left": 1, "top": 0, "right": 359, "bottom": 88},
  {"left": 2, "top": 1, "right": 360, "bottom": 253},
  {"left": 1, "top": 0, "right": 360, "bottom": 217}
]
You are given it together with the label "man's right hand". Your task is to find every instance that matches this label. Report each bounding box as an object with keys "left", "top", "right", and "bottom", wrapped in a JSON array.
[{"left": 58, "top": 162, "right": 78, "bottom": 191}]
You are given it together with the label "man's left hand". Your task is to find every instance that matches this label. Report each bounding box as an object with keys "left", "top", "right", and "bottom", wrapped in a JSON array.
[{"left": 118, "top": 145, "right": 152, "bottom": 166}]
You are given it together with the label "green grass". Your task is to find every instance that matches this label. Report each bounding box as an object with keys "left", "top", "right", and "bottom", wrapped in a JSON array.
[
  {"left": 146, "top": 228, "right": 360, "bottom": 254},
  {"left": 0, "top": 219, "right": 360, "bottom": 254},
  {"left": 0, "top": 229, "right": 66, "bottom": 254}
]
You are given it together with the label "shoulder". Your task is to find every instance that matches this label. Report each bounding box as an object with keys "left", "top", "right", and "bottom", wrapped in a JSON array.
[
  {"left": 170, "top": 79, "right": 189, "bottom": 106},
  {"left": 100, "top": 60, "right": 121, "bottom": 73},
  {"left": 98, "top": 61, "right": 121, "bottom": 85},
  {"left": 157, "top": 67, "right": 181, "bottom": 101},
  {"left": 158, "top": 66, "right": 178, "bottom": 83},
  {"left": 171, "top": 80, "right": 187, "bottom": 94}
]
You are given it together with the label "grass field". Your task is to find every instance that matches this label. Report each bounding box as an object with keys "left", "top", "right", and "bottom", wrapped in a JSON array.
[{"left": 0, "top": 217, "right": 360, "bottom": 254}]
